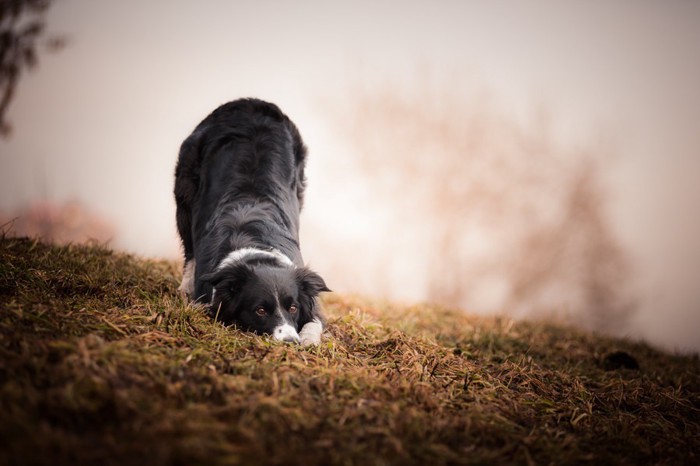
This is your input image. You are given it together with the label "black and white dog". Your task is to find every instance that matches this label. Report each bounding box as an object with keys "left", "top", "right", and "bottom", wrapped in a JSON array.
[{"left": 174, "top": 98, "right": 329, "bottom": 345}]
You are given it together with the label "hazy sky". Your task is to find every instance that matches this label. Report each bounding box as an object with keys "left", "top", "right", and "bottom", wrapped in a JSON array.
[{"left": 2, "top": 0, "right": 700, "bottom": 352}]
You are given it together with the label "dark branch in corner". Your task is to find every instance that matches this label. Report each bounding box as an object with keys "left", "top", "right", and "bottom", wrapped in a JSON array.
[{"left": 0, "top": 0, "right": 65, "bottom": 137}]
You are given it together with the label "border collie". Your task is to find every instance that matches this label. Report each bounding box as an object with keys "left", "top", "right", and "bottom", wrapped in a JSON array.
[{"left": 174, "top": 98, "right": 329, "bottom": 345}]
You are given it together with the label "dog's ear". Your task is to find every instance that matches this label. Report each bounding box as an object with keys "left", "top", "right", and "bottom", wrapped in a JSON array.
[
  {"left": 295, "top": 267, "right": 331, "bottom": 297},
  {"left": 201, "top": 264, "right": 252, "bottom": 291},
  {"left": 200, "top": 269, "right": 225, "bottom": 287}
]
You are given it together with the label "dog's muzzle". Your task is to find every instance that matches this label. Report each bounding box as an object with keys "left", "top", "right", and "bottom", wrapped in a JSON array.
[{"left": 272, "top": 323, "right": 301, "bottom": 344}]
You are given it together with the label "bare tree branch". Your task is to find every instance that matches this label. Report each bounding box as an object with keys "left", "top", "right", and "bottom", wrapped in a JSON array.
[{"left": 0, "top": 0, "right": 62, "bottom": 137}]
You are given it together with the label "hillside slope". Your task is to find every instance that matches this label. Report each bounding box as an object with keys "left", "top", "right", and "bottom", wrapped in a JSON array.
[{"left": 1, "top": 237, "right": 698, "bottom": 465}]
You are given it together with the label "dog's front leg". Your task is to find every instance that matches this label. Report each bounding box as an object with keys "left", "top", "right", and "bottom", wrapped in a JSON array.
[{"left": 299, "top": 318, "right": 323, "bottom": 346}]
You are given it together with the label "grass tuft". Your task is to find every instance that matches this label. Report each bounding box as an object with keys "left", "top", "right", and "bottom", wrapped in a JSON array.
[{"left": 1, "top": 237, "right": 698, "bottom": 465}]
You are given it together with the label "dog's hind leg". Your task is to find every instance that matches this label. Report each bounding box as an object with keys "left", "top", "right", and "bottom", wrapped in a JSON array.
[
  {"left": 175, "top": 192, "right": 196, "bottom": 298},
  {"left": 178, "top": 258, "right": 196, "bottom": 298},
  {"left": 174, "top": 137, "right": 199, "bottom": 299},
  {"left": 175, "top": 197, "right": 195, "bottom": 298}
]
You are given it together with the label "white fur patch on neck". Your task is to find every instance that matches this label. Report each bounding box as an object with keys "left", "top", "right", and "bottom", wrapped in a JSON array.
[{"left": 215, "top": 247, "right": 294, "bottom": 271}]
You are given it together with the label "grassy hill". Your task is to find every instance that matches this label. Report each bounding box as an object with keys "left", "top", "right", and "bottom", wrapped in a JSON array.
[{"left": 1, "top": 237, "right": 698, "bottom": 465}]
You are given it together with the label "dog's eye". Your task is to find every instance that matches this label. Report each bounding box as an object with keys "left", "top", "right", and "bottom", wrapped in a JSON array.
[
  {"left": 255, "top": 307, "right": 267, "bottom": 317},
  {"left": 289, "top": 305, "right": 298, "bottom": 314}
]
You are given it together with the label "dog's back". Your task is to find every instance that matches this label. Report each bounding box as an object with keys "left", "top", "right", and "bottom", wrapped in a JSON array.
[
  {"left": 174, "top": 99, "right": 308, "bottom": 301},
  {"left": 174, "top": 98, "right": 328, "bottom": 344}
]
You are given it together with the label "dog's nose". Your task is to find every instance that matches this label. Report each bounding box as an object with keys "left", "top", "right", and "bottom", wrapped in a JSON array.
[{"left": 282, "top": 334, "right": 301, "bottom": 344}]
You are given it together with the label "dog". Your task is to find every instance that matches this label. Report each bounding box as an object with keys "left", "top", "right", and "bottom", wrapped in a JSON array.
[{"left": 174, "top": 98, "right": 329, "bottom": 345}]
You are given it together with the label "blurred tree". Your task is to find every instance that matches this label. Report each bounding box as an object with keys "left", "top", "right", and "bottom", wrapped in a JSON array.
[
  {"left": 334, "top": 82, "right": 637, "bottom": 334},
  {"left": 0, "top": 0, "right": 63, "bottom": 137}
]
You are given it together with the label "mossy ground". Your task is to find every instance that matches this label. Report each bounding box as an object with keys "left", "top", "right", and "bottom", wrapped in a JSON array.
[{"left": 1, "top": 237, "right": 698, "bottom": 465}]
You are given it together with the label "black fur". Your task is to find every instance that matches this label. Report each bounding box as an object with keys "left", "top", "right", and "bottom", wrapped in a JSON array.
[{"left": 174, "top": 98, "right": 329, "bottom": 337}]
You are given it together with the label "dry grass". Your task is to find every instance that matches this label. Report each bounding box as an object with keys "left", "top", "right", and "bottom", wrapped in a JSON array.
[{"left": 1, "top": 236, "right": 698, "bottom": 465}]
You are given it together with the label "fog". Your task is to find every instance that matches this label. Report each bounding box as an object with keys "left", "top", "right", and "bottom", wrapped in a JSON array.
[{"left": 2, "top": 0, "right": 700, "bottom": 353}]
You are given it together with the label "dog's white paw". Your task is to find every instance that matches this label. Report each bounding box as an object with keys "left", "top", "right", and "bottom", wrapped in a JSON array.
[
  {"left": 299, "top": 318, "right": 323, "bottom": 346},
  {"left": 178, "top": 259, "right": 196, "bottom": 298}
]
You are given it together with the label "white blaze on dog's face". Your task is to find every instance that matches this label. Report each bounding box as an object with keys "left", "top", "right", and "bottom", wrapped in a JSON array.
[
  {"left": 264, "top": 286, "right": 301, "bottom": 343},
  {"left": 202, "top": 262, "right": 328, "bottom": 343}
]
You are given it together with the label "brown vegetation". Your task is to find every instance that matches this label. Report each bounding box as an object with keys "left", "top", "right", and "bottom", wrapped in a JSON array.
[{"left": 1, "top": 237, "right": 697, "bottom": 465}]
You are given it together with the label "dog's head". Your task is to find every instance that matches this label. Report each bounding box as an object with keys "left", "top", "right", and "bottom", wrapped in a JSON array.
[{"left": 202, "top": 262, "right": 329, "bottom": 342}]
